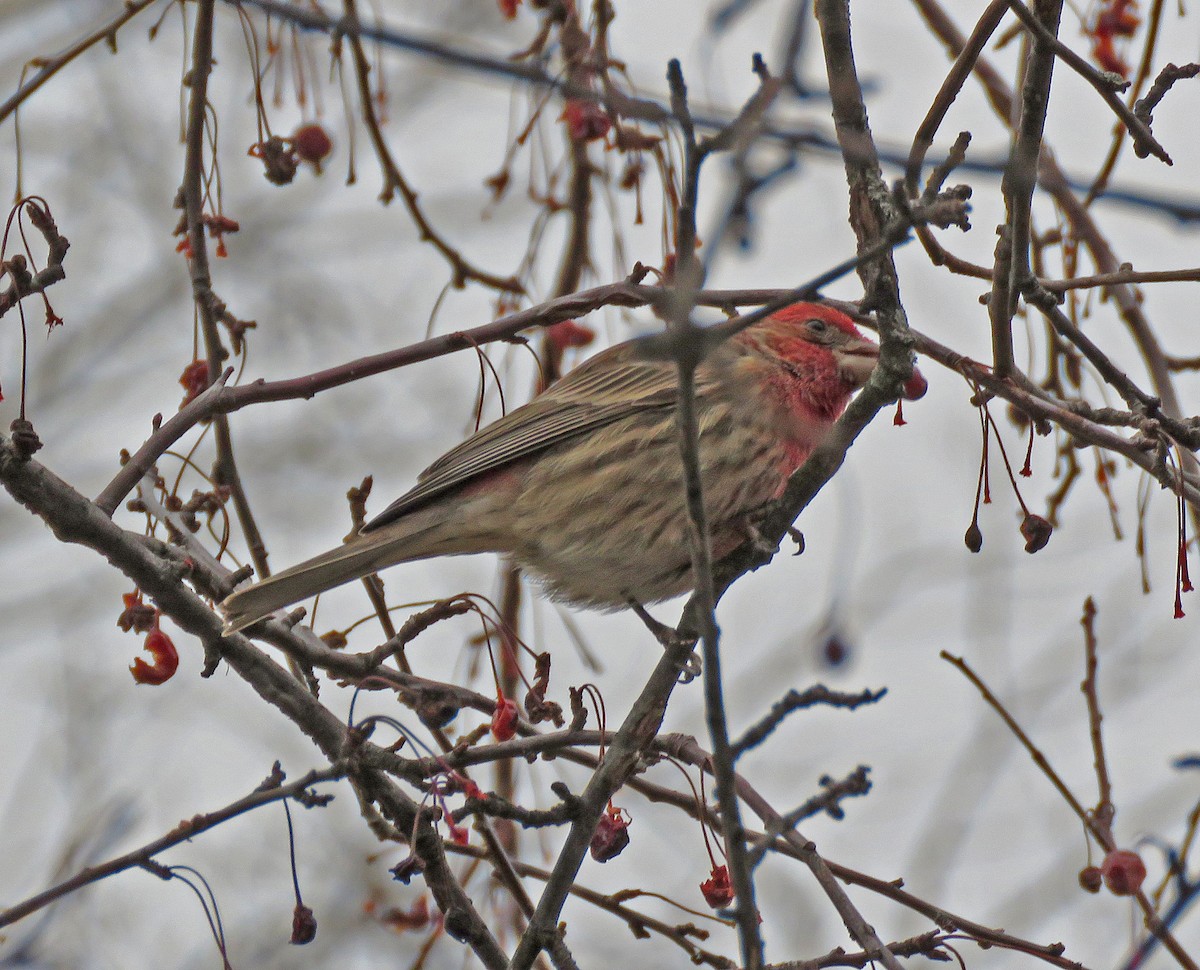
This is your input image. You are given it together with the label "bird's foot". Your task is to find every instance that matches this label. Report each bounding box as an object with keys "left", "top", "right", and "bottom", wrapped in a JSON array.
[{"left": 740, "top": 514, "right": 804, "bottom": 559}]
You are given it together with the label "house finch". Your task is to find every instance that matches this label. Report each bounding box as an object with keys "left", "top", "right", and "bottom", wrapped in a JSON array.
[{"left": 221, "top": 303, "right": 925, "bottom": 633}]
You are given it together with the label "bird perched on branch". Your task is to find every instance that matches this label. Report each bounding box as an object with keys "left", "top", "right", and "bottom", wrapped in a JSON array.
[{"left": 221, "top": 303, "right": 925, "bottom": 633}]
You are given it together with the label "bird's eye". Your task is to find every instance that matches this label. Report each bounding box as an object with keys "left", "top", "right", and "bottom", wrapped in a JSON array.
[{"left": 805, "top": 318, "right": 829, "bottom": 336}]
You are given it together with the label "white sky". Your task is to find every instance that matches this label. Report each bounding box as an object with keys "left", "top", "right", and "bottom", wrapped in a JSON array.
[{"left": 3, "top": 1, "right": 1200, "bottom": 967}]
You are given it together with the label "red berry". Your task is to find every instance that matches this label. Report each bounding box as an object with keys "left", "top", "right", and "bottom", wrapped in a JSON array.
[
  {"left": 292, "top": 124, "right": 333, "bottom": 165},
  {"left": 902, "top": 370, "right": 929, "bottom": 400},
  {"left": 130, "top": 626, "right": 179, "bottom": 685},
  {"left": 700, "top": 864, "right": 734, "bottom": 908},
  {"left": 546, "top": 320, "right": 596, "bottom": 353},
  {"left": 490, "top": 695, "right": 519, "bottom": 741},
  {"left": 560, "top": 100, "right": 611, "bottom": 142},
  {"left": 1101, "top": 849, "right": 1146, "bottom": 896}
]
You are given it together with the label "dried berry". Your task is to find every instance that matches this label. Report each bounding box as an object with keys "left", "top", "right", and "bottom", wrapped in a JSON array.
[
  {"left": 249, "top": 135, "right": 299, "bottom": 185},
  {"left": 179, "top": 359, "right": 209, "bottom": 407},
  {"left": 1020, "top": 513, "right": 1053, "bottom": 553},
  {"left": 589, "top": 806, "right": 631, "bottom": 862},
  {"left": 118, "top": 590, "right": 158, "bottom": 634},
  {"left": 290, "top": 903, "right": 317, "bottom": 945}
]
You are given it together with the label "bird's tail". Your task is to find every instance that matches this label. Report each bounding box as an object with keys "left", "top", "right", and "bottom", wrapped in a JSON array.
[
  {"left": 220, "top": 530, "right": 404, "bottom": 634},
  {"left": 220, "top": 501, "right": 504, "bottom": 633}
]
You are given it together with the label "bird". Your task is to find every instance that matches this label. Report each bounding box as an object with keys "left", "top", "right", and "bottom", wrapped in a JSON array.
[{"left": 221, "top": 302, "right": 925, "bottom": 633}]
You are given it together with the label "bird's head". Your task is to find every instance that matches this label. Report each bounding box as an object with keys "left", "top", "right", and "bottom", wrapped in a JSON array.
[{"left": 755, "top": 303, "right": 927, "bottom": 409}]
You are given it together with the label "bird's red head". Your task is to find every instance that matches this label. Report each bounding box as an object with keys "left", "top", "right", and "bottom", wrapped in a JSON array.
[
  {"left": 769, "top": 302, "right": 867, "bottom": 339},
  {"left": 757, "top": 302, "right": 927, "bottom": 402}
]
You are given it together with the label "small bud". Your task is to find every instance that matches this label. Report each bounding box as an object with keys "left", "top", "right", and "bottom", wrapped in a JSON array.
[
  {"left": 390, "top": 855, "right": 425, "bottom": 884},
  {"left": 964, "top": 521, "right": 983, "bottom": 553},
  {"left": 9, "top": 418, "right": 43, "bottom": 459}
]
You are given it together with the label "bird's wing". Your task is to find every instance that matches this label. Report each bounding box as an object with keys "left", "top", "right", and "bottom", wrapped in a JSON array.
[{"left": 362, "top": 339, "right": 737, "bottom": 532}]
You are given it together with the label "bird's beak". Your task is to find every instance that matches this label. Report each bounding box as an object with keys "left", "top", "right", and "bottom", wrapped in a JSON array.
[
  {"left": 833, "top": 339, "right": 880, "bottom": 389},
  {"left": 834, "top": 339, "right": 929, "bottom": 399}
]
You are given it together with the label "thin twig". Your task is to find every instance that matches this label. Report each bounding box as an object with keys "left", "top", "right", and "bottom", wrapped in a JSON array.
[
  {"left": 942, "top": 649, "right": 1198, "bottom": 970},
  {"left": 733, "top": 687, "right": 886, "bottom": 758},
  {"left": 663, "top": 56, "right": 765, "bottom": 969},
  {"left": 0, "top": 0, "right": 160, "bottom": 127},
  {"left": 445, "top": 842, "right": 737, "bottom": 969},
  {"left": 179, "top": 0, "right": 272, "bottom": 580},
  {"left": 0, "top": 766, "right": 342, "bottom": 929},
  {"left": 1000, "top": 0, "right": 1171, "bottom": 163},
  {"left": 990, "top": 0, "right": 1063, "bottom": 379},
  {"left": 910, "top": 0, "right": 1196, "bottom": 519},
  {"left": 339, "top": 0, "right": 522, "bottom": 294},
  {"left": 942, "top": 651, "right": 1102, "bottom": 840},
  {"left": 1079, "top": 597, "right": 1114, "bottom": 831}
]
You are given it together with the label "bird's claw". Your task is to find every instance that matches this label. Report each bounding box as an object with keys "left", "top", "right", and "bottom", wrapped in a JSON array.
[
  {"left": 786, "top": 526, "right": 805, "bottom": 555},
  {"left": 676, "top": 649, "right": 702, "bottom": 683},
  {"left": 741, "top": 515, "right": 804, "bottom": 559}
]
